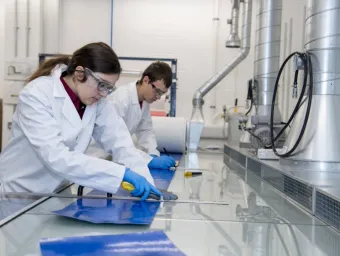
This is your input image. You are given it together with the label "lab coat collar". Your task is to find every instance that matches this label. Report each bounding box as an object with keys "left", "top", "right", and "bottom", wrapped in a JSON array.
[
  {"left": 130, "top": 81, "right": 147, "bottom": 113},
  {"left": 131, "top": 81, "right": 140, "bottom": 105},
  {"left": 61, "top": 93, "right": 96, "bottom": 129}
]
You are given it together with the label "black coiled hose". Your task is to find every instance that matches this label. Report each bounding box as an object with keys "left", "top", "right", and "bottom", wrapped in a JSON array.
[{"left": 270, "top": 52, "right": 313, "bottom": 157}]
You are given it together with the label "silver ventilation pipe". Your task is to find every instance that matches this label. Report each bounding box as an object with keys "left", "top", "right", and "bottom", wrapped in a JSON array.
[
  {"left": 226, "top": 0, "right": 241, "bottom": 48},
  {"left": 192, "top": 0, "right": 253, "bottom": 109},
  {"left": 282, "top": 0, "right": 340, "bottom": 169},
  {"left": 254, "top": 0, "right": 282, "bottom": 124},
  {"left": 188, "top": 0, "right": 252, "bottom": 152},
  {"left": 239, "top": 0, "right": 283, "bottom": 149}
]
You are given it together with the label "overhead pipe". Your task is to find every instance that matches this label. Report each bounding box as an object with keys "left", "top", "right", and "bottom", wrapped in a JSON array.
[
  {"left": 226, "top": 0, "right": 241, "bottom": 48},
  {"left": 192, "top": 0, "right": 252, "bottom": 109}
]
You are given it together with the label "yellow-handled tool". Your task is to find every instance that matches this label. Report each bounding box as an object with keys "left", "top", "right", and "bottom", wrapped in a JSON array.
[
  {"left": 121, "top": 181, "right": 162, "bottom": 200},
  {"left": 121, "top": 182, "right": 178, "bottom": 201},
  {"left": 121, "top": 181, "right": 135, "bottom": 191},
  {"left": 184, "top": 171, "right": 203, "bottom": 177}
]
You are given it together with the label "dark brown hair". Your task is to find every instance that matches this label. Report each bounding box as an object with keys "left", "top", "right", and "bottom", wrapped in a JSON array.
[
  {"left": 26, "top": 42, "right": 122, "bottom": 83},
  {"left": 140, "top": 61, "right": 172, "bottom": 88}
]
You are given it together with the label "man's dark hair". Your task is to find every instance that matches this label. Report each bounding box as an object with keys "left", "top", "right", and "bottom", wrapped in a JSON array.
[{"left": 141, "top": 61, "right": 172, "bottom": 88}]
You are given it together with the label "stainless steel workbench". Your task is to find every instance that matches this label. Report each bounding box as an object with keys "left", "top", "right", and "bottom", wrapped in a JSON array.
[{"left": 1, "top": 141, "right": 340, "bottom": 256}]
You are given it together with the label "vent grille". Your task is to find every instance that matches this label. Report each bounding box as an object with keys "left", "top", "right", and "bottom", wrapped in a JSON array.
[{"left": 315, "top": 191, "right": 340, "bottom": 231}]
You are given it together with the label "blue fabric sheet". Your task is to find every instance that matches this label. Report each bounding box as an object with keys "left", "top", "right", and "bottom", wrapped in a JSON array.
[
  {"left": 52, "top": 154, "right": 182, "bottom": 225},
  {"left": 40, "top": 231, "right": 186, "bottom": 256}
]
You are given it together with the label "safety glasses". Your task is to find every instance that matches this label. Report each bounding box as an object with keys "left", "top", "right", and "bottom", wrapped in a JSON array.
[
  {"left": 150, "top": 82, "right": 167, "bottom": 96},
  {"left": 75, "top": 68, "right": 117, "bottom": 95}
]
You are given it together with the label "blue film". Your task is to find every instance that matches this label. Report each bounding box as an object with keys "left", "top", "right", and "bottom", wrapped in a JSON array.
[
  {"left": 40, "top": 231, "right": 186, "bottom": 256},
  {"left": 52, "top": 154, "right": 182, "bottom": 224},
  {"left": 52, "top": 198, "right": 160, "bottom": 225}
]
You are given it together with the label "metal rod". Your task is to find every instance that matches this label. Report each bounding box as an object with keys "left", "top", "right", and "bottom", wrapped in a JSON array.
[
  {"left": 38, "top": 54, "right": 177, "bottom": 63},
  {"left": 57, "top": 0, "right": 61, "bottom": 52},
  {"left": 110, "top": 0, "right": 114, "bottom": 47},
  {"left": 285, "top": 18, "right": 293, "bottom": 120},
  {"left": 40, "top": 0, "right": 45, "bottom": 53},
  {"left": 26, "top": 0, "right": 30, "bottom": 58},
  {"left": 301, "top": 5, "right": 306, "bottom": 52},
  {"left": 282, "top": 22, "right": 288, "bottom": 117},
  {"left": 0, "top": 192, "right": 230, "bottom": 205},
  {"left": 14, "top": 0, "right": 18, "bottom": 58},
  {"left": 170, "top": 60, "right": 177, "bottom": 117},
  {"left": 120, "top": 69, "right": 142, "bottom": 76},
  {"left": 211, "top": 0, "right": 220, "bottom": 115},
  {"left": 171, "top": 167, "right": 210, "bottom": 171}
]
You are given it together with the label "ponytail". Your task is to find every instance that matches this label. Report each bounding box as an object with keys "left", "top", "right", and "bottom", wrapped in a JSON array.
[
  {"left": 26, "top": 55, "right": 70, "bottom": 84},
  {"left": 26, "top": 42, "right": 121, "bottom": 84}
]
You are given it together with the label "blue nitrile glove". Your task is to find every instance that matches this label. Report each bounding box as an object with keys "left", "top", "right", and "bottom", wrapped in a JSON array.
[
  {"left": 148, "top": 156, "right": 176, "bottom": 170},
  {"left": 123, "top": 168, "right": 162, "bottom": 201}
]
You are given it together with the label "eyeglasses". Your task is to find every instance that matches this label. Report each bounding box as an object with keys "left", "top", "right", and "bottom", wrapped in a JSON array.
[
  {"left": 75, "top": 68, "right": 117, "bottom": 95},
  {"left": 150, "top": 82, "right": 167, "bottom": 96}
]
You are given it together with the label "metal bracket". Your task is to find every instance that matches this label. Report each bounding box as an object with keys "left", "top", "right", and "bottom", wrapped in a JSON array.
[{"left": 294, "top": 54, "right": 305, "bottom": 70}]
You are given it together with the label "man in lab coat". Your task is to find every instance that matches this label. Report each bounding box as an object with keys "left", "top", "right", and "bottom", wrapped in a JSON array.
[{"left": 110, "top": 62, "right": 176, "bottom": 170}]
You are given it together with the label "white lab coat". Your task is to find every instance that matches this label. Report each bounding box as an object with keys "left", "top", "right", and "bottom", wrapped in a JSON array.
[
  {"left": 0, "top": 74, "right": 154, "bottom": 194},
  {"left": 109, "top": 82, "right": 160, "bottom": 163}
]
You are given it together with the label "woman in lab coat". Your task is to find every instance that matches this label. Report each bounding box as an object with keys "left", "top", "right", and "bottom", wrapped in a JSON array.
[
  {"left": 110, "top": 62, "right": 176, "bottom": 169},
  {"left": 0, "top": 42, "right": 161, "bottom": 201}
]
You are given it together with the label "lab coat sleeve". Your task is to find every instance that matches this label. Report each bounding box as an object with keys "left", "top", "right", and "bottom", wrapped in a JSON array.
[
  {"left": 109, "top": 91, "right": 153, "bottom": 165},
  {"left": 138, "top": 148, "right": 154, "bottom": 164},
  {"left": 92, "top": 99, "right": 155, "bottom": 185},
  {"left": 135, "top": 104, "right": 160, "bottom": 157},
  {"left": 130, "top": 134, "right": 154, "bottom": 164},
  {"left": 16, "top": 89, "right": 126, "bottom": 194}
]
